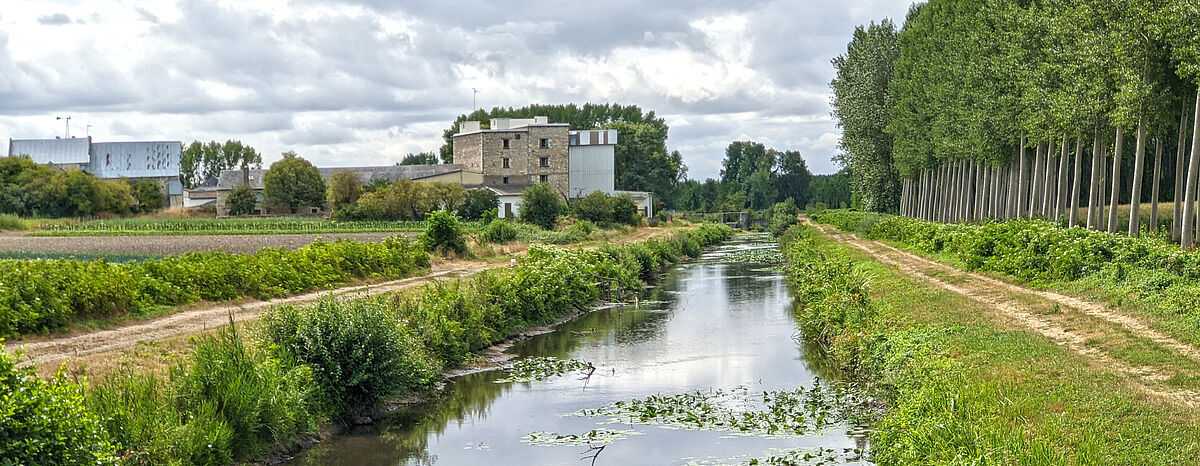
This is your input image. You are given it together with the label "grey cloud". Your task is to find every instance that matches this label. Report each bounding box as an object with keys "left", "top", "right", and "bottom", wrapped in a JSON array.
[{"left": 38, "top": 13, "right": 71, "bottom": 25}]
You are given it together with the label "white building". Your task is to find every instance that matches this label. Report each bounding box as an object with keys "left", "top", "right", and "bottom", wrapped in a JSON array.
[
  {"left": 567, "top": 129, "right": 617, "bottom": 198},
  {"left": 7, "top": 137, "right": 184, "bottom": 206}
]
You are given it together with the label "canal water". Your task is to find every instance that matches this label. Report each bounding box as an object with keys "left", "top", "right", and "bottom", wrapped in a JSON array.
[{"left": 290, "top": 234, "right": 869, "bottom": 465}]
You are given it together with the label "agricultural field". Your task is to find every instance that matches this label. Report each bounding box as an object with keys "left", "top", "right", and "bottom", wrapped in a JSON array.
[
  {"left": 27, "top": 217, "right": 477, "bottom": 236},
  {"left": 0, "top": 231, "right": 412, "bottom": 255}
]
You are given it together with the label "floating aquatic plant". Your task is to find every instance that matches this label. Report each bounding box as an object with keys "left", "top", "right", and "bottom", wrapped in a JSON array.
[
  {"left": 522, "top": 429, "right": 642, "bottom": 447},
  {"left": 495, "top": 356, "right": 590, "bottom": 383}
]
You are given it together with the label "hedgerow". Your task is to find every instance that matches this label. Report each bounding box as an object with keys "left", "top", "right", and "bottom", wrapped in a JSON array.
[
  {"left": 810, "top": 209, "right": 1200, "bottom": 282},
  {"left": 0, "top": 236, "right": 429, "bottom": 337}
]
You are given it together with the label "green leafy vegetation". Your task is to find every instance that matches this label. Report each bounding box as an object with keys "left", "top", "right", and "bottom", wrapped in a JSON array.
[
  {"left": 482, "top": 219, "right": 518, "bottom": 243},
  {"left": 0, "top": 155, "right": 146, "bottom": 217},
  {"left": 523, "top": 429, "right": 641, "bottom": 447},
  {"left": 457, "top": 188, "right": 499, "bottom": 221},
  {"left": 224, "top": 183, "right": 257, "bottom": 216},
  {"left": 33, "top": 216, "right": 461, "bottom": 236},
  {"left": 496, "top": 357, "right": 588, "bottom": 383},
  {"left": 519, "top": 183, "right": 566, "bottom": 230},
  {"left": 577, "top": 383, "right": 869, "bottom": 438},
  {"left": 179, "top": 139, "right": 262, "bottom": 189},
  {"left": 0, "top": 348, "right": 117, "bottom": 465},
  {"left": 418, "top": 210, "right": 468, "bottom": 255},
  {"left": 0, "top": 235, "right": 428, "bottom": 337},
  {"left": 263, "top": 152, "right": 326, "bottom": 214}
]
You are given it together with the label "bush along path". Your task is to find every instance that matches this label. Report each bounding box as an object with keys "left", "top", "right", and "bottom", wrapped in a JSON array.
[
  {"left": 0, "top": 224, "right": 732, "bottom": 465},
  {"left": 781, "top": 220, "right": 1200, "bottom": 463}
]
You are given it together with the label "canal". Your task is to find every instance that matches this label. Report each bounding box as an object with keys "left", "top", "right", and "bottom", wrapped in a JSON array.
[{"left": 290, "top": 234, "right": 869, "bottom": 465}]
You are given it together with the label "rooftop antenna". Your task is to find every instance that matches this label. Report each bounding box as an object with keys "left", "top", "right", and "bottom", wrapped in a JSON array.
[
  {"left": 56, "top": 116, "right": 71, "bottom": 138},
  {"left": 472, "top": 88, "right": 479, "bottom": 111},
  {"left": 86, "top": 124, "right": 92, "bottom": 138}
]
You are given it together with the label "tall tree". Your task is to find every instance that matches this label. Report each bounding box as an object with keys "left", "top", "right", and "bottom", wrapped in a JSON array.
[
  {"left": 831, "top": 19, "right": 902, "bottom": 213},
  {"left": 263, "top": 152, "right": 326, "bottom": 214},
  {"left": 179, "top": 140, "right": 263, "bottom": 189}
]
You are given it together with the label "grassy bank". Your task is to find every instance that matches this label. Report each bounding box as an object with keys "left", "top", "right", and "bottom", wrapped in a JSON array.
[
  {"left": 0, "top": 224, "right": 733, "bottom": 465},
  {"left": 781, "top": 224, "right": 1200, "bottom": 463},
  {"left": 810, "top": 209, "right": 1200, "bottom": 347}
]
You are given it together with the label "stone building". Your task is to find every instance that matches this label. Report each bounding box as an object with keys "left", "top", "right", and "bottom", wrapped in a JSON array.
[{"left": 452, "top": 116, "right": 571, "bottom": 195}]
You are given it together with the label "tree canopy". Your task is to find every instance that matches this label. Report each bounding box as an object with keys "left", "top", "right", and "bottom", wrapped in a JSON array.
[
  {"left": 262, "top": 152, "right": 326, "bottom": 214},
  {"left": 180, "top": 140, "right": 262, "bottom": 189}
]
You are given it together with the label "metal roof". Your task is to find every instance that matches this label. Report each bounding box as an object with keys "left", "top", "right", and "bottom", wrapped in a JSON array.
[
  {"left": 216, "top": 164, "right": 469, "bottom": 190},
  {"left": 8, "top": 137, "right": 91, "bottom": 164},
  {"left": 90, "top": 141, "right": 181, "bottom": 179}
]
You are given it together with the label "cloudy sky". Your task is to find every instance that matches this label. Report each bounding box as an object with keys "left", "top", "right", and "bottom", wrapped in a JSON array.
[{"left": 2, "top": 1, "right": 912, "bottom": 179}]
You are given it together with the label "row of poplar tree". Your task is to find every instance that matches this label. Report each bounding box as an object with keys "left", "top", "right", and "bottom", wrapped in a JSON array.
[{"left": 831, "top": 0, "right": 1200, "bottom": 247}]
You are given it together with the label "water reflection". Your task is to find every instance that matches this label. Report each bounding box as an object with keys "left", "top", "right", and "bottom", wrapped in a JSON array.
[{"left": 290, "top": 235, "right": 868, "bottom": 465}]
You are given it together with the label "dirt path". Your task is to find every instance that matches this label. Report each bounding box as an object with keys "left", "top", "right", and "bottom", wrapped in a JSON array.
[
  {"left": 806, "top": 219, "right": 1200, "bottom": 408},
  {"left": 13, "top": 226, "right": 678, "bottom": 371}
]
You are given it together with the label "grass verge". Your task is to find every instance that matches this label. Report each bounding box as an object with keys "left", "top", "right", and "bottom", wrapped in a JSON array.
[{"left": 782, "top": 223, "right": 1200, "bottom": 464}]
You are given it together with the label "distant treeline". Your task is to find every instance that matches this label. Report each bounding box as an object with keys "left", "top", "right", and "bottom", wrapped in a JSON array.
[{"left": 0, "top": 156, "right": 163, "bottom": 217}]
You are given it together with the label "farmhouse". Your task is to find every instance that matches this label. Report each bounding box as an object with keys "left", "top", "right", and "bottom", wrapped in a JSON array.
[{"left": 7, "top": 136, "right": 184, "bottom": 207}]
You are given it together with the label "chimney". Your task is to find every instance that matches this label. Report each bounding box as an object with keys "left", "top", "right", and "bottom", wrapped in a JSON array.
[{"left": 242, "top": 163, "right": 250, "bottom": 186}]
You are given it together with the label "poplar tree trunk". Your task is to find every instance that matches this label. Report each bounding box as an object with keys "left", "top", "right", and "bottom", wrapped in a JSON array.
[
  {"left": 1174, "top": 102, "right": 1189, "bottom": 242},
  {"left": 1044, "top": 140, "right": 1057, "bottom": 218},
  {"left": 1101, "top": 149, "right": 1110, "bottom": 230},
  {"left": 1151, "top": 139, "right": 1163, "bottom": 233},
  {"left": 1182, "top": 90, "right": 1200, "bottom": 248},
  {"left": 1129, "top": 116, "right": 1148, "bottom": 236},
  {"left": 1088, "top": 129, "right": 1102, "bottom": 230},
  {"left": 1031, "top": 142, "right": 1044, "bottom": 218},
  {"left": 1057, "top": 137, "right": 1069, "bottom": 220},
  {"left": 1108, "top": 127, "right": 1124, "bottom": 233},
  {"left": 1070, "top": 136, "right": 1083, "bottom": 228},
  {"left": 1017, "top": 138, "right": 1028, "bottom": 218}
]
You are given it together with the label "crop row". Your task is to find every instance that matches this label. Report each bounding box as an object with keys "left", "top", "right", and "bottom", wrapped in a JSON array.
[
  {"left": 31, "top": 217, "right": 484, "bottom": 236},
  {"left": 0, "top": 236, "right": 429, "bottom": 338},
  {"left": 0, "top": 223, "right": 733, "bottom": 464}
]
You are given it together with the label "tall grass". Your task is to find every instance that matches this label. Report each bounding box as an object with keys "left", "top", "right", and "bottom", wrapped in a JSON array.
[{"left": 0, "top": 213, "right": 29, "bottom": 231}]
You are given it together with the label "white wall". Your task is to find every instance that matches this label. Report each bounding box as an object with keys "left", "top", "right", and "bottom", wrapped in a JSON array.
[
  {"left": 568, "top": 144, "right": 615, "bottom": 198},
  {"left": 496, "top": 194, "right": 522, "bottom": 219}
]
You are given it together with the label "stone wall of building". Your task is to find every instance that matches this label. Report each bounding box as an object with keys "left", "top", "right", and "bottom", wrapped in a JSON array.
[
  {"left": 526, "top": 126, "right": 570, "bottom": 195},
  {"left": 452, "top": 132, "right": 484, "bottom": 172}
]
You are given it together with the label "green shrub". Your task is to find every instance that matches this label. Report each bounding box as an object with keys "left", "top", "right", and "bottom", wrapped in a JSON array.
[
  {"left": 458, "top": 188, "right": 500, "bottom": 221},
  {"left": 573, "top": 191, "right": 614, "bottom": 223},
  {"left": 612, "top": 194, "right": 640, "bottom": 225},
  {"left": 264, "top": 296, "right": 438, "bottom": 415},
  {"left": 418, "top": 210, "right": 468, "bottom": 255},
  {"left": 0, "top": 213, "right": 26, "bottom": 230},
  {"left": 483, "top": 219, "right": 518, "bottom": 243},
  {"left": 129, "top": 179, "right": 164, "bottom": 213},
  {"left": 225, "top": 183, "right": 257, "bottom": 215},
  {"left": 0, "top": 346, "right": 116, "bottom": 465},
  {"left": 519, "top": 183, "right": 565, "bottom": 230}
]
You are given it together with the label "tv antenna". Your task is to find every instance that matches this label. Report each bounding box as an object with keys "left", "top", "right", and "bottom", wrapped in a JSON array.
[
  {"left": 472, "top": 88, "right": 479, "bottom": 110},
  {"left": 56, "top": 116, "right": 71, "bottom": 138}
]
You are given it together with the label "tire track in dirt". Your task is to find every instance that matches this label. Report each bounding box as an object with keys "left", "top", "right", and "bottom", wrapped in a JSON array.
[
  {"left": 15, "top": 264, "right": 495, "bottom": 367},
  {"left": 806, "top": 219, "right": 1200, "bottom": 408}
]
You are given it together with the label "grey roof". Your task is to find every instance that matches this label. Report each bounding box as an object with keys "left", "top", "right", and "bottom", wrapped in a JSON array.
[
  {"left": 216, "top": 164, "right": 468, "bottom": 190},
  {"left": 90, "top": 141, "right": 181, "bottom": 179},
  {"left": 480, "top": 184, "right": 531, "bottom": 196},
  {"left": 8, "top": 138, "right": 91, "bottom": 164}
]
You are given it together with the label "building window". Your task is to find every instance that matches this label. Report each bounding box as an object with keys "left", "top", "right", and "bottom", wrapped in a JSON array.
[
  {"left": 503, "top": 176, "right": 510, "bottom": 184},
  {"left": 502, "top": 158, "right": 510, "bottom": 168},
  {"left": 539, "top": 174, "right": 548, "bottom": 183},
  {"left": 539, "top": 157, "right": 549, "bottom": 167},
  {"left": 540, "top": 138, "right": 549, "bottom": 148},
  {"left": 503, "top": 139, "right": 510, "bottom": 149}
]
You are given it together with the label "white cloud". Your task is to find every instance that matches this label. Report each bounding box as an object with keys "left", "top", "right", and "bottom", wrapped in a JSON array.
[{"left": 0, "top": 0, "right": 916, "bottom": 177}]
